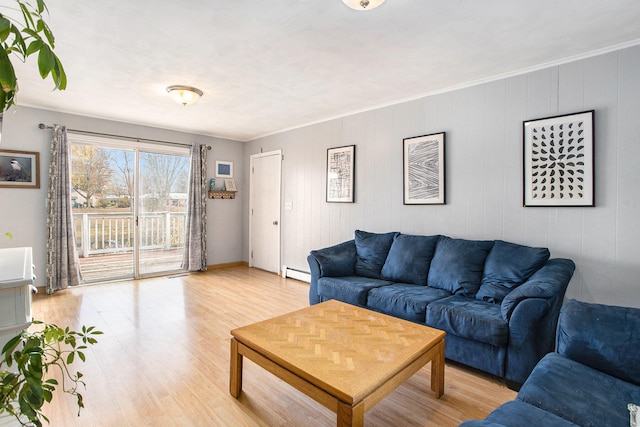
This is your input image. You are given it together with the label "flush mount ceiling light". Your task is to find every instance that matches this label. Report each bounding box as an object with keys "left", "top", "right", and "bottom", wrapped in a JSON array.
[
  {"left": 166, "top": 85, "right": 203, "bottom": 106},
  {"left": 342, "top": 0, "right": 386, "bottom": 10}
]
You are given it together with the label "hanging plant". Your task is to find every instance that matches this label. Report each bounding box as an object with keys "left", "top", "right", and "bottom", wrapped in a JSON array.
[
  {"left": 0, "top": 0, "right": 67, "bottom": 112},
  {"left": 0, "top": 321, "right": 102, "bottom": 426}
]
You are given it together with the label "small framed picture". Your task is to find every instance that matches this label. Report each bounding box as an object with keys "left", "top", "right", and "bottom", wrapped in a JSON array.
[
  {"left": 215, "top": 160, "right": 233, "bottom": 178},
  {"left": 0, "top": 149, "right": 40, "bottom": 189},
  {"left": 326, "top": 145, "right": 355, "bottom": 203},
  {"left": 403, "top": 132, "right": 445, "bottom": 205},
  {"left": 224, "top": 178, "right": 237, "bottom": 191},
  {"left": 523, "top": 110, "right": 594, "bottom": 207}
]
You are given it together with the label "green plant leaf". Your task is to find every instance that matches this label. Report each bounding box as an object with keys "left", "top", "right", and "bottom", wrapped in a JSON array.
[
  {"left": 2, "top": 334, "right": 22, "bottom": 363},
  {"left": 0, "top": 16, "right": 11, "bottom": 40},
  {"left": 37, "top": 44, "right": 55, "bottom": 78},
  {"left": 0, "top": 90, "right": 8, "bottom": 112},
  {"left": 37, "top": 0, "right": 48, "bottom": 15},
  {"left": 26, "top": 39, "right": 44, "bottom": 55},
  {"left": 21, "top": 27, "right": 40, "bottom": 40},
  {"left": 18, "top": 2, "right": 36, "bottom": 30},
  {"left": 41, "top": 20, "right": 54, "bottom": 47},
  {"left": 0, "top": 46, "right": 17, "bottom": 90},
  {"left": 51, "top": 55, "right": 67, "bottom": 90},
  {"left": 66, "top": 352, "right": 74, "bottom": 364},
  {"left": 76, "top": 393, "right": 84, "bottom": 413}
]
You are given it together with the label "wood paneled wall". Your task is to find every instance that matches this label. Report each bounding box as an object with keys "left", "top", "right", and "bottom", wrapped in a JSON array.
[{"left": 245, "top": 45, "right": 640, "bottom": 308}]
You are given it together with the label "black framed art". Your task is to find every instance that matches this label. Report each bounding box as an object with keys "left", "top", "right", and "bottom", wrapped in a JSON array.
[
  {"left": 326, "top": 145, "right": 355, "bottom": 203},
  {"left": 403, "top": 132, "right": 445, "bottom": 205},
  {"left": 523, "top": 110, "right": 594, "bottom": 207}
]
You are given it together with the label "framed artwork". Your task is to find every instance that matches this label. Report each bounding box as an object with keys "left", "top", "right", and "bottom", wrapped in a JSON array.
[
  {"left": 523, "top": 110, "right": 594, "bottom": 207},
  {"left": 0, "top": 149, "right": 40, "bottom": 188},
  {"left": 224, "top": 178, "right": 237, "bottom": 191},
  {"left": 215, "top": 160, "right": 233, "bottom": 178},
  {"left": 326, "top": 145, "right": 355, "bottom": 203},
  {"left": 403, "top": 132, "right": 445, "bottom": 205}
]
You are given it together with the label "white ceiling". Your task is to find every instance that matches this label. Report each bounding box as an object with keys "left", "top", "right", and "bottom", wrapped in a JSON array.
[{"left": 11, "top": 0, "right": 640, "bottom": 142}]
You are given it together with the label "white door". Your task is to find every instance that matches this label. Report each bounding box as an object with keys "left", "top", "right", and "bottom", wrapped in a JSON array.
[{"left": 249, "top": 150, "right": 282, "bottom": 273}]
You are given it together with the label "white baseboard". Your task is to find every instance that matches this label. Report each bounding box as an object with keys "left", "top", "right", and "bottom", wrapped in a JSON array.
[{"left": 282, "top": 265, "right": 311, "bottom": 283}]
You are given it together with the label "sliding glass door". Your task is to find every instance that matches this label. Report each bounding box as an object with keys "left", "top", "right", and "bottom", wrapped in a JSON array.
[{"left": 70, "top": 135, "right": 190, "bottom": 283}]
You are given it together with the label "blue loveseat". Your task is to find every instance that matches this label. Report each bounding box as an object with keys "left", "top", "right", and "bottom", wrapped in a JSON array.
[
  {"left": 461, "top": 299, "right": 640, "bottom": 427},
  {"left": 307, "top": 230, "right": 575, "bottom": 386}
]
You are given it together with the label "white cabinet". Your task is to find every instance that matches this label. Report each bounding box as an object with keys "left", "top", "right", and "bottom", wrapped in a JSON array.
[{"left": 0, "top": 247, "right": 34, "bottom": 349}]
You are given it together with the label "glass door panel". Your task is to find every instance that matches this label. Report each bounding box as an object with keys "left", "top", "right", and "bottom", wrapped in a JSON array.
[
  {"left": 71, "top": 145, "right": 135, "bottom": 283},
  {"left": 137, "top": 151, "right": 190, "bottom": 276}
]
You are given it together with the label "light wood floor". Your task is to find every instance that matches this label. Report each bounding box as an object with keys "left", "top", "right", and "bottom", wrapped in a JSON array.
[{"left": 32, "top": 266, "right": 515, "bottom": 426}]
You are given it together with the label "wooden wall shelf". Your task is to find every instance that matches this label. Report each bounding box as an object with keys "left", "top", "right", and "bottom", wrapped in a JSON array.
[{"left": 208, "top": 190, "right": 237, "bottom": 199}]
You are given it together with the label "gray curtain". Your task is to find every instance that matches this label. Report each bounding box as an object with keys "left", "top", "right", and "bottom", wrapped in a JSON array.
[
  {"left": 183, "top": 143, "right": 208, "bottom": 271},
  {"left": 46, "top": 125, "right": 81, "bottom": 293}
]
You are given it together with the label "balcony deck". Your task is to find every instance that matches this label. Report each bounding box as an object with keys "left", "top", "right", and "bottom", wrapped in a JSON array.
[{"left": 78, "top": 248, "right": 184, "bottom": 283}]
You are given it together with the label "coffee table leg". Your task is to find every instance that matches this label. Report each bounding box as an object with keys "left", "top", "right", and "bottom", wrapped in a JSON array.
[
  {"left": 430, "top": 339, "right": 445, "bottom": 398},
  {"left": 337, "top": 401, "right": 364, "bottom": 427},
  {"left": 230, "top": 338, "right": 243, "bottom": 398}
]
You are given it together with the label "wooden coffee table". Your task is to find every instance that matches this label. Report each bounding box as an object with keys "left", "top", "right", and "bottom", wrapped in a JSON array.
[{"left": 230, "top": 299, "right": 446, "bottom": 427}]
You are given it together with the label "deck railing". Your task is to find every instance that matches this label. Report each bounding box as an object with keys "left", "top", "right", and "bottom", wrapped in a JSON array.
[{"left": 73, "top": 212, "right": 186, "bottom": 257}]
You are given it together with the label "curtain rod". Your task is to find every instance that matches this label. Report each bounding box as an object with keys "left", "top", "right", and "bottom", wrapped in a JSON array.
[{"left": 38, "top": 123, "right": 212, "bottom": 150}]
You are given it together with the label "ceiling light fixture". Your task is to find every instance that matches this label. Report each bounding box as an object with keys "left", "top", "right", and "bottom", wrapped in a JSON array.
[
  {"left": 342, "top": 0, "right": 386, "bottom": 11},
  {"left": 166, "top": 85, "right": 203, "bottom": 106}
]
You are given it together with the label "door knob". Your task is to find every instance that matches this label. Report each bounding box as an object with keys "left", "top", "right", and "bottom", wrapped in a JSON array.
[{"left": 273, "top": 220, "right": 278, "bottom": 225}]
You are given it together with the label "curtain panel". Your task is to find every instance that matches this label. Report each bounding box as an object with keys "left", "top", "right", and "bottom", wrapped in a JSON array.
[
  {"left": 183, "top": 143, "right": 208, "bottom": 271},
  {"left": 46, "top": 125, "right": 81, "bottom": 293}
]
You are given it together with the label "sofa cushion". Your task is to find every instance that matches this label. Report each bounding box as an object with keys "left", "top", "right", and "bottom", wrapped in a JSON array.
[
  {"left": 427, "top": 237, "right": 494, "bottom": 296},
  {"left": 556, "top": 300, "right": 640, "bottom": 386},
  {"left": 482, "top": 401, "right": 580, "bottom": 427},
  {"left": 317, "top": 276, "right": 392, "bottom": 307},
  {"left": 381, "top": 234, "right": 439, "bottom": 285},
  {"left": 354, "top": 230, "right": 398, "bottom": 279},
  {"left": 366, "top": 283, "right": 451, "bottom": 322},
  {"left": 426, "top": 295, "right": 508, "bottom": 347},
  {"left": 476, "top": 240, "right": 550, "bottom": 303},
  {"left": 518, "top": 353, "right": 640, "bottom": 427}
]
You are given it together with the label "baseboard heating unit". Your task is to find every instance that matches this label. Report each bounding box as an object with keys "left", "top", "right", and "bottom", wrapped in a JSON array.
[{"left": 281, "top": 266, "right": 311, "bottom": 283}]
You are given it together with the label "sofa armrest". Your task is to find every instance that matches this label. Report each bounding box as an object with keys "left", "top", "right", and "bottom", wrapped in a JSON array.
[
  {"left": 309, "top": 239, "right": 356, "bottom": 277},
  {"left": 500, "top": 258, "right": 575, "bottom": 385},
  {"left": 556, "top": 299, "right": 640, "bottom": 386},
  {"left": 307, "top": 240, "right": 356, "bottom": 305},
  {"left": 501, "top": 258, "right": 575, "bottom": 322}
]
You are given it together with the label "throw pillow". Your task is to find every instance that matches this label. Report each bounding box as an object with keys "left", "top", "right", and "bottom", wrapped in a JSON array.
[
  {"left": 381, "top": 234, "right": 440, "bottom": 285},
  {"left": 476, "top": 240, "right": 550, "bottom": 303},
  {"left": 427, "top": 236, "right": 494, "bottom": 296},
  {"left": 354, "top": 230, "right": 398, "bottom": 279}
]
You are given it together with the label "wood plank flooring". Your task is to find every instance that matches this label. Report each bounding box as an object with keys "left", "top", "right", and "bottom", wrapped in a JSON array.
[{"left": 31, "top": 266, "right": 515, "bottom": 426}]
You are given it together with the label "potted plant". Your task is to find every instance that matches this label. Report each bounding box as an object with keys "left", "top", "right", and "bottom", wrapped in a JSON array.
[
  {"left": 0, "top": 321, "right": 102, "bottom": 426},
  {"left": 0, "top": 0, "right": 67, "bottom": 112}
]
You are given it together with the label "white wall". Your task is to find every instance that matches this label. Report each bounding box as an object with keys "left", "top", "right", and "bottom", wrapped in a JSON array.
[
  {"left": 244, "top": 45, "right": 640, "bottom": 308},
  {"left": 0, "top": 106, "right": 245, "bottom": 285}
]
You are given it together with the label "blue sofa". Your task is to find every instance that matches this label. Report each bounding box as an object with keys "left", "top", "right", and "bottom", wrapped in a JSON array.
[
  {"left": 461, "top": 299, "right": 640, "bottom": 427},
  {"left": 307, "top": 230, "right": 575, "bottom": 386}
]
